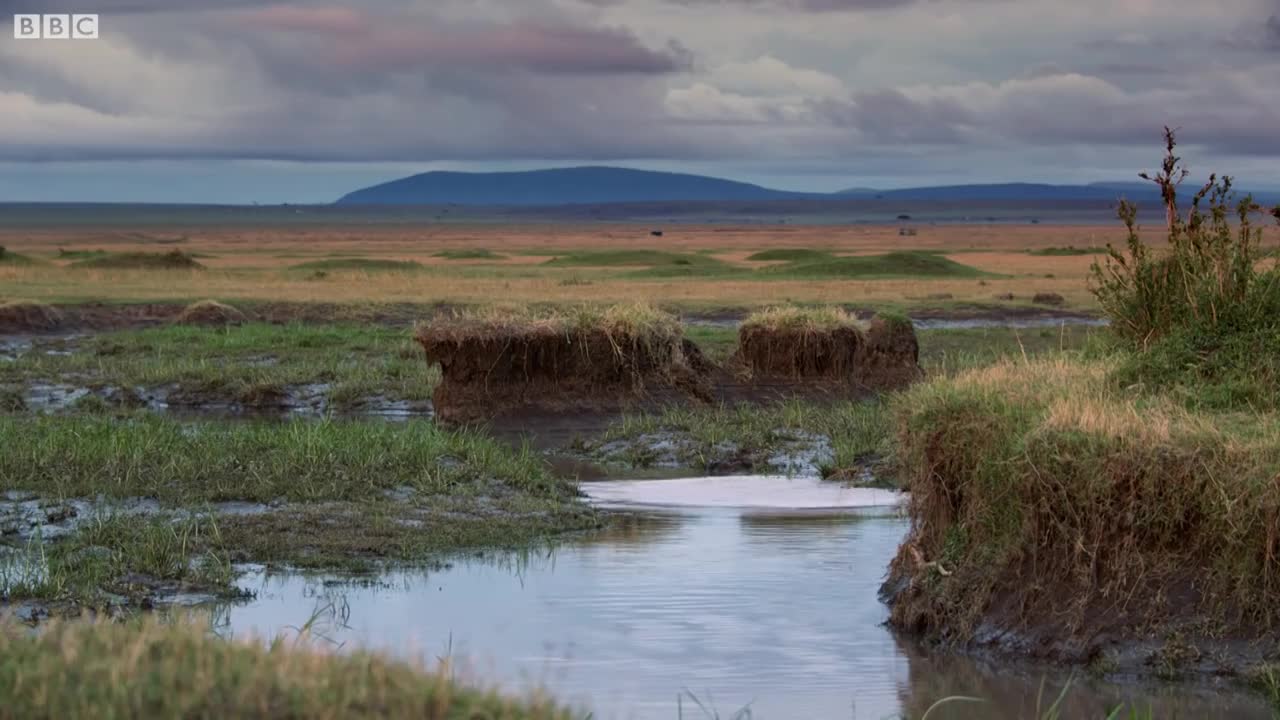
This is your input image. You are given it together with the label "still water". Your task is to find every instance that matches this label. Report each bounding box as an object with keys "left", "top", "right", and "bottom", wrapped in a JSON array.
[{"left": 215, "top": 508, "right": 1270, "bottom": 719}]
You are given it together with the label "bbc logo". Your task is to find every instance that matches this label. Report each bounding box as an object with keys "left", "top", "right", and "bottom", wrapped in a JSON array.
[{"left": 13, "top": 14, "right": 99, "bottom": 40}]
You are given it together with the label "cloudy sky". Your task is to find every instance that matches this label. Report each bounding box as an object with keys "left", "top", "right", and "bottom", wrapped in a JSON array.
[{"left": 1, "top": 0, "right": 1277, "bottom": 202}]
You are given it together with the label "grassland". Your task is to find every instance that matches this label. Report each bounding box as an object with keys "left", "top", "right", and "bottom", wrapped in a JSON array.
[
  {"left": 0, "top": 617, "right": 575, "bottom": 719},
  {"left": 5, "top": 221, "right": 1243, "bottom": 311}
]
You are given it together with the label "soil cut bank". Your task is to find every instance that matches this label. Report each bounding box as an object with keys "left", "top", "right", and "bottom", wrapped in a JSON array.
[{"left": 418, "top": 306, "right": 923, "bottom": 423}]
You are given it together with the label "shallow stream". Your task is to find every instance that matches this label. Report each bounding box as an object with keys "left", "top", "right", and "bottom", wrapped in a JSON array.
[{"left": 213, "top": 478, "right": 1269, "bottom": 720}]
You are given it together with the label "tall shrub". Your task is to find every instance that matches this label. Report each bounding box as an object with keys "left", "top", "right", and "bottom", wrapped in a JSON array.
[{"left": 1090, "top": 128, "right": 1280, "bottom": 348}]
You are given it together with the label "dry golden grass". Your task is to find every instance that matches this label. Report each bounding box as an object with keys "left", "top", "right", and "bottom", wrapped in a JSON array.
[{"left": 8, "top": 221, "right": 1256, "bottom": 310}]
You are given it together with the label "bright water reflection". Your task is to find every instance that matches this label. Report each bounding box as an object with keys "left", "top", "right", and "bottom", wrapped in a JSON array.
[{"left": 214, "top": 511, "right": 1270, "bottom": 719}]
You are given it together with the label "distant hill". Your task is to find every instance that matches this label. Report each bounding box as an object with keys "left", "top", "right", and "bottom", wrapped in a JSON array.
[
  {"left": 337, "top": 166, "right": 1280, "bottom": 207},
  {"left": 336, "top": 167, "right": 817, "bottom": 206}
]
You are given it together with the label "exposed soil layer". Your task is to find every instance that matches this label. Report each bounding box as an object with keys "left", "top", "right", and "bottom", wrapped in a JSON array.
[
  {"left": 727, "top": 316, "right": 921, "bottom": 396},
  {"left": 420, "top": 314, "right": 922, "bottom": 422},
  {"left": 176, "top": 300, "right": 246, "bottom": 326},
  {"left": 417, "top": 323, "right": 711, "bottom": 424},
  {"left": 0, "top": 302, "right": 64, "bottom": 333}
]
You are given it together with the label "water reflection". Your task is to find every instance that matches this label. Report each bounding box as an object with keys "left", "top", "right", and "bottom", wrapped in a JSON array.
[{"left": 213, "top": 512, "right": 1270, "bottom": 720}]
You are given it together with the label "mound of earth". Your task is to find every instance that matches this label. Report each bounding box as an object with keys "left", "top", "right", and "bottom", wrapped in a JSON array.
[
  {"left": 176, "top": 300, "right": 246, "bottom": 327},
  {"left": 0, "top": 301, "right": 64, "bottom": 333},
  {"left": 729, "top": 315, "right": 921, "bottom": 393},
  {"left": 71, "top": 251, "right": 204, "bottom": 270},
  {"left": 416, "top": 314, "right": 712, "bottom": 424}
]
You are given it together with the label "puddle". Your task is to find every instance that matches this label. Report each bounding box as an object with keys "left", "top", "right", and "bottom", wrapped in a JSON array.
[
  {"left": 582, "top": 475, "right": 903, "bottom": 515},
  {"left": 0, "top": 494, "right": 271, "bottom": 543},
  {"left": 211, "top": 512, "right": 1270, "bottom": 719}
]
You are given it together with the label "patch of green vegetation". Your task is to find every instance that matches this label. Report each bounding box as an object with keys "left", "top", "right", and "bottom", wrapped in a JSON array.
[
  {"left": 597, "top": 400, "right": 892, "bottom": 483},
  {"left": 290, "top": 258, "right": 423, "bottom": 272},
  {"left": 917, "top": 325, "right": 1101, "bottom": 374},
  {"left": 1092, "top": 131, "right": 1280, "bottom": 410},
  {"left": 0, "top": 323, "right": 437, "bottom": 409},
  {"left": 1028, "top": 246, "right": 1108, "bottom": 256},
  {"left": 0, "top": 416, "right": 598, "bottom": 574},
  {"left": 762, "top": 251, "right": 993, "bottom": 280},
  {"left": 55, "top": 249, "right": 110, "bottom": 260},
  {"left": 0, "top": 618, "right": 576, "bottom": 719},
  {"left": 433, "top": 249, "right": 505, "bottom": 260},
  {"left": 0, "top": 247, "right": 38, "bottom": 265},
  {"left": 69, "top": 251, "right": 204, "bottom": 270},
  {"left": 2, "top": 515, "right": 236, "bottom": 609},
  {"left": 746, "top": 248, "right": 834, "bottom": 262},
  {"left": 424, "top": 302, "right": 682, "bottom": 343},
  {"left": 544, "top": 250, "right": 727, "bottom": 268}
]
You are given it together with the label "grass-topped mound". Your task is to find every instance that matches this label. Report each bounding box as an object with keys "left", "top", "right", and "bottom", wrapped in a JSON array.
[
  {"left": 885, "top": 356, "right": 1280, "bottom": 675},
  {"left": 0, "top": 246, "right": 38, "bottom": 266},
  {"left": 543, "top": 250, "right": 725, "bottom": 269},
  {"left": 416, "top": 303, "right": 712, "bottom": 423},
  {"left": 0, "top": 300, "right": 63, "bottom": 332},
  {"left": 70, "top": 250, "right": 204, "bottom": 270},
  {"left": 433, "top": 249, "right": 505, "bottom": 260},
  {"left": 1028, "top": 246, "right": 1108, "bottom": 256},
  {"left": 176, "top": 300, "right": 246, "bottom": 326},
  {"left": 0, "top": 618, "right": 575, "bottom": 719},
  {"left": 291, "top": 258, "right": 423, "bottom": 272},
  {"left": 730, "top": 307, "right": 921, "bottom": 391},
  {"left": 745, "top": 248, "right": 834, "bottom": 262},
  {"left": 762, "top": 251, "right": 991, "bottom": 280}
]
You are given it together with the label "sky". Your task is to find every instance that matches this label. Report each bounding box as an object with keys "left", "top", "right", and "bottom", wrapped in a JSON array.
[{"left": 0, "top": 0, "right": 1277, "bottom": 203}]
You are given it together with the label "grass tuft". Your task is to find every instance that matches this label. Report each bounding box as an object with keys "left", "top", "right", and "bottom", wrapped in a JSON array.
[
  {"left": 70, "top": 251, "right": 204, "bottom": 270},
  {"left": 291, "top": 258, "right": 423, "bottom": 272}
]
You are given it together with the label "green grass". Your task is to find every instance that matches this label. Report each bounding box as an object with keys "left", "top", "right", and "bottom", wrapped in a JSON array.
[
  {"left": 290, "top": 258, "right": 423, "bottom": 272},
  {"left": 433, "top": 249, "right": 505, "bottom": 260},
  {"left": 0, "top": 322, "right": 437, "bottom": 409},
  {"left": 593, "top": 400, "right": 892, "bottom": 482},
  {"left": 55, "top": 249, "right": 111, "bottom": 260},
  {"left": 762, "top": 251, "right": 993, "bottom": 280},
  {"left": 0, "top": 617, "right": 576, "bottom": 719},
  {"left": 2, "top": 514, "right": 236, "bottom": 608},
  {"left": 0, "top": 248, "right": 38, "bottom": 266},
  {"left": 0, "top": 415, "right": 598, "bottom": 576},
  {"left": 746, "top": 248, "right": 834, "bottom": 262},
  {"left": 69, "top": 251, "right": 204, "bottom": 270},
  {"left": 543, "top": 250, "right": 728, "bottom": 268}
]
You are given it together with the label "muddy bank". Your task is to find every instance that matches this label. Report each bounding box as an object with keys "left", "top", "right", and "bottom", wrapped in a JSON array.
[
  {"left": 420, "top": 309, "right": 921, "bottom": 423},
  {"left": 882, "top": 358, "right": 1280, "bottom": 686},
  {"left": 417, "top": 315, "right": 708, "bottom": 424}
]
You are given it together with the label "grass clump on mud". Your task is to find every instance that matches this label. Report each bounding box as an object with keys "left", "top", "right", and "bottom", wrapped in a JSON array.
[
  {"left": 290, "top": 258, "right": 423, "bottom": 272},
  {"left": 745, "top": 248, "right": 833, "bottom": 262},
  {"left": 0, "top": 300, "right": 63, "bottom": 332},
  {"left": 761, "top": 251, "right": 991, "bottom": 280},
  {"left": 0, "top": 247, "right": 38, "bottom": 265},
  {"left": 176, "top": 300, "right": 246, "bottom": 326},
  {"left": 885, "top": 357, "right": 1280, "bottom": 673},
  {"left": 0, "top": 415, "right": 596, "bottom": 578},
  {"left": 0, "top": 617, "right": 575, "bottom": 719},
  {"left": 418, "top": 303, "right": 709, "bottom": 423},
  {"left": 0, "top": 322, "right": 437, "bottom": 412},
  {"left": 543, "top": 249, "right": 723, "bottom": 268},
  {"left": 433, "top": 248, "right": 505, "bottom": 260},
  {"left": 69, "top": 250, "right": 204, "bottom": 270}
]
